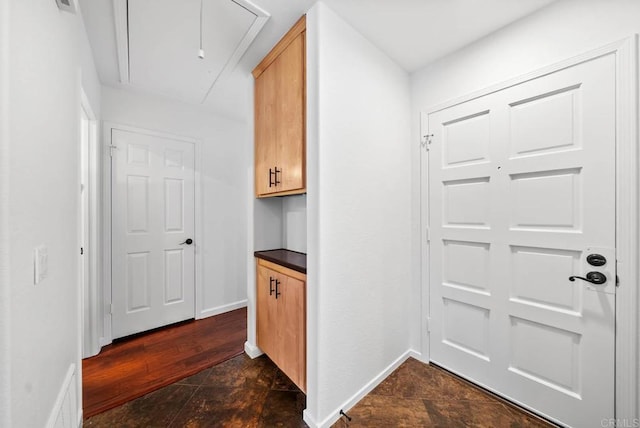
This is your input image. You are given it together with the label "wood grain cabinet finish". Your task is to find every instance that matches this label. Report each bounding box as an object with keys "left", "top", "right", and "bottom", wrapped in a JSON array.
[
  {"left": 256, "top": 258, "right": 306, "bottom": 392},
  {"left": 253, "top": 16, "right": 306, "bottom": 197}
]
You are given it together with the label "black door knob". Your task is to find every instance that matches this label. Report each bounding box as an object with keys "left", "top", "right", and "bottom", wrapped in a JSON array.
[
  {"left": 180, "top": 238, "right": 193, "bottom": 245},
  {"left": 569, "top": 271, "right": 607, "bottom": 285}
]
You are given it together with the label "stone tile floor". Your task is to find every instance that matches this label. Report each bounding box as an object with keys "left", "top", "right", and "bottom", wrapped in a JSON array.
[{"left": 85, "top": 354, "right": 553, "bottom": 427}]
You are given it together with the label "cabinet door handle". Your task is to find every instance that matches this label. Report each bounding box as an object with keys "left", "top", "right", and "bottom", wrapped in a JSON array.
[
  {"left": 269, "top": 277, "right": 275, "bottom": 295},
  {"left": 275, "top": 279, "right": 281, "bottom": 299},
  {"left": 274, "top": 167, "right": 281, "bottom": 186},
  {"left": 269, "top": 168, "right": 275, "bottom": 187}
]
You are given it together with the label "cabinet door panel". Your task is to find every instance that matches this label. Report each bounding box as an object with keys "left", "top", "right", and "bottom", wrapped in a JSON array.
[
  {"left": 254, "top": 63, "right": 278, "bottom": 196},
  {"left": 277, "top": 275, "right": 306, "bottom": 392},
  {"left": 275, "top": 32, "right": 305, "bottom": 194},
  {"left": 256, "top": 265, "right": 278, "bottom": 360}
]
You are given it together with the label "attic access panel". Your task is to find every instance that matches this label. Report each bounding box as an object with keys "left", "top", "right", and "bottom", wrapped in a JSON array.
[{"left": 123, "top": 0, "right": 265, "bottom": 104}]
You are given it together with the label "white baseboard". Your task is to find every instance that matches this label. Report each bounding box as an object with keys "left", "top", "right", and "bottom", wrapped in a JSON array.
[
  {"left": 303, "top": 409, "right": 321, "bottom": 428},
  {"left": 46, "top": 363, "right": 78, "bottom": 428},
  {"left": 244, "top": 341, "right": 263, "bottom": 359},
  {"left": 99, "top": 336, "right": 111, "bottom": 348},
  {"left": 304, "top": 349, "right": 419, "bottom": 428},
  {"left": 409, "top": 349, "right": 424, "bottom": 363},
  {"left": 197, "top": 299, "right": 248, "bottom": 319}
]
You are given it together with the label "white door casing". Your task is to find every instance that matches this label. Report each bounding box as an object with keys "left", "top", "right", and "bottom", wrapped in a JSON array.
[
  {"left": 79, "top": 87, "right": 100, "bottom": 358},
  {"left": 111, "top": 128, "right": 196, "bottom": 339},
  {"left": 80, "top": 106, "right": 91, "bottom": 358},
  {"left": 426, "top": 53, "right": 616, "bottom": 427}
]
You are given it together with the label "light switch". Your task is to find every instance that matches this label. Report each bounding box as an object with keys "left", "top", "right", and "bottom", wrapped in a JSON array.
[{"left": 34, "top": 245, "right": 48, "bottom": 284}]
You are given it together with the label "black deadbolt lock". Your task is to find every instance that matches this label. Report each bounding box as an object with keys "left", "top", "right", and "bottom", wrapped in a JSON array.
[{"left": 586, "top": 254, "right": 606, "bottom": 267}]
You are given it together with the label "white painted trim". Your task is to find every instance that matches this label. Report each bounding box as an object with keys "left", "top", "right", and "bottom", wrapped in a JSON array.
[
  {"left": 201, "top": 0, "right": 270, "bottom": 103},
  {"left": 198, "top": 299, "right": 248, "bottom": 319},
  {"left": 101, "top": 123, "right": 113, "bottom": 345},
  {"left": 613, "top": 35, "right": 639, "bottom": 424},
  {"left": 79, "top": 85, "right": 101, "bottom": 359},
  {"left": 244, "top": 341, "right": 263, "bottom": 359},
  {"left": 112, "top": 0, "right": 129, "bottom": 84},
  {"left": 101, "top": 122, "right": 203, "bottom": 345},
  {"left": 245, "top": 164, "right": 258, "bottom": 358},
  {"left": 75, "top": 89, "right": 84, "bottom": 427},
  {"left": 419, "top": 111, "right": 430, "bottom": 362},
  {"left": 45, "top": 364, "right": 77, "bottom": 428},
  {"left": 420, "top": 36, "right": 639, "bottom": 423},
  {"left": 193, "top": 135, "right": 204, "bottom": 320},
  {"left": 0, "top": 0, "right": 10, "bottom": 425},
  {"left": 302, "top": 350, "right": 418, "bottom": 428}
]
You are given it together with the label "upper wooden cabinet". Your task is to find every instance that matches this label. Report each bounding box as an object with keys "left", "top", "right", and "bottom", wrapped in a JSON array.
[{"left": 253, "top": 16, "right": 306, "bottom": 198}]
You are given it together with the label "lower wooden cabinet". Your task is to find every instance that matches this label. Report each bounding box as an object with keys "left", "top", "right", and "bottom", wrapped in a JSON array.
[{"left": 256, "top": 258, "right": 306, "bottom": 392}]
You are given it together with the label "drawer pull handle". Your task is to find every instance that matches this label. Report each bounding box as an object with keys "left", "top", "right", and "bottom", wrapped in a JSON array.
[
  {"left": 274, "top": 167, "right": 281, "bottom": 186},
  {"left": 275, "top": 279, "right": 281, "bottom": 299},
  {"left": 268, "top": 167, "right": 282, "bottom": 187}
]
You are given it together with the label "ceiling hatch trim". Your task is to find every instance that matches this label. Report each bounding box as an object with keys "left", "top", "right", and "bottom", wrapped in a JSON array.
[
  {"left": 201, "top": 0, "right": 269, "bottom": 103},
  {"left": 111, "top": 0, "right": 270, "bottom": 104},
  {"left": 113, "top": 0, "right": 129, "bottom": 83}
]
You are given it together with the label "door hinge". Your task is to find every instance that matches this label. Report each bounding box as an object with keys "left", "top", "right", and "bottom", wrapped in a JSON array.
[
  {"left": 109, "top": 145, "right": 117, "bottom": 157},
  {"left": 107, "top": 303, "right": 114, "bottom": 314},
  {"left": 426, "top": 227, "right": 430, "bottom": 242},
  {"left": 426, "top": 317, "right": 431, "bottom": 333},
  {"left": 421, "top": 133, "right": 434, "bottom": 151},
  {"left": 80, "top": 247, "right": 84, "bottom": 255}
]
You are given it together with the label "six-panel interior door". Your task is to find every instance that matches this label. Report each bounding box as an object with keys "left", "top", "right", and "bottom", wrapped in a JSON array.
[
  {"left": 427, "top": 53, "right": 616, "bottom": 427},
  {"left": 111, "top": 128, "right": 196, "bottom": 339}
]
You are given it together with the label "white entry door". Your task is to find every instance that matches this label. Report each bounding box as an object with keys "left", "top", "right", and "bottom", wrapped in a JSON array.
[
  {"left": 427, "top": 53, "right": 615, "bottom": 427},
  {"left": 111, "top": 128, "right": 196, "bottom": 339}
]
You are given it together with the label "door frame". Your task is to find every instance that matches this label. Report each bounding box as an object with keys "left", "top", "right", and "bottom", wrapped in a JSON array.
[
  {"left": 101, "top": 122, "right": 204, "bottom": 345},
  {"left": 79, "top": 87, "right": 100, "bottom": 357},
  {"left": 420, "top": 36, "right": 639, "bottom": 422}
]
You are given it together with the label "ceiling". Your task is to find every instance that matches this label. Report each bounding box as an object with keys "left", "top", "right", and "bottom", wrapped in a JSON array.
[{"left": 79, "top": 0, "right": 557, "bottom": 121}]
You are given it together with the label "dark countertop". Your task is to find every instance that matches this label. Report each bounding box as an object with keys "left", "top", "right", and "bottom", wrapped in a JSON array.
[{"left": 254, "top": 249, "right": 306, "bottom": 274}]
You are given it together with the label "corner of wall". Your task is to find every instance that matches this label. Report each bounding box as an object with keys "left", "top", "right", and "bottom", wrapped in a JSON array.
[
  {"left": 303, "top": 2, "right": 321, "bottom": 423},
  {"left": 45, "top": 364, "right": 79, "bottom": 428},
  {"left": 311, "top": 350, "right": 416, "bottom": 428},
  {"left": 0, "top": 0, "right": 11, "bottom": 423}
]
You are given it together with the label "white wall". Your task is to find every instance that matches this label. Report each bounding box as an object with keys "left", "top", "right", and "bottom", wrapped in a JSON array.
[
  {"left": 283, "top": 195, "right": 307, "bottom": 253},
  {"left": 252, "top": 196, "right": 307, "bottom": 254},
  {"left": 101, "top": 86, "right": 250, "bottom": 321},
  {"left": 0, "top": 0, "right": 10, "bottom": 425},
  {"left": 409, "top": 0, "right": 640, "bottom": 418},
  {"left": 305, "top": 3, "right": 412, "bottom": 426},
  {"left": 6, "top": 0, "right": 101, "bottom": 426}
]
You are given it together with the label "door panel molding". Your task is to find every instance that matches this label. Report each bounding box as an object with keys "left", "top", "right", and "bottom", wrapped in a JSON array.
[
  {"left": 420, "top": 35, "right": 639, "bottom": 423},
  {"left": 102, "top": 122, "right": 203, "bottom": 344}
]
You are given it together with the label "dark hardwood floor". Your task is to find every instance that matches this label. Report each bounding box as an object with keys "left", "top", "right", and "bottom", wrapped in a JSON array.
[
  {"left": 85, "top": 353, "right": 553, "bottom": 427},
  {"left": 84, "top": 306, "right": 553, "bottom": 427},
  {"left": 82, "top": 307, "right": 247, "bottom": 418}
]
